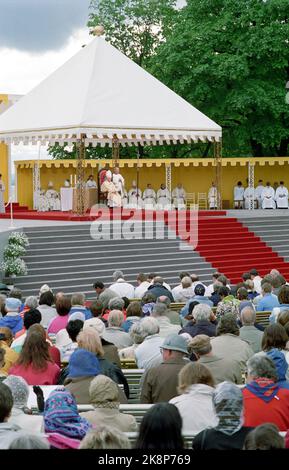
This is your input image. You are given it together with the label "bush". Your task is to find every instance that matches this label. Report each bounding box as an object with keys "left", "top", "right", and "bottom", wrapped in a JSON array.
[
  {"left": 1, "top": 259, "right": 28, "bottom": 276},
  {"left": 3, "top": 243, "right": 26, "bottom": 261},
  {"left": 8, "top": 232, "right": 29, "bottom": 248}
]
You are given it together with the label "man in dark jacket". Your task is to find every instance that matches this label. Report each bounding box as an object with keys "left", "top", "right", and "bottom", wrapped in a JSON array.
[
  {"left": 140, "top": 334, "right": 189, "bottom": 403},
  {"left": 146, "top": 277, "right": 174, "bottom": 302},
  {"left": 180, "top": 304, "right": 217, "bottom": 338}
]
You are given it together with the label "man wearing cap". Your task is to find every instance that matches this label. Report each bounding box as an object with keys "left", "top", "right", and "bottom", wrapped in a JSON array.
[
  {"left": 0, "top": 298, "right": 23, "bottom": 335},
  {"left": 189, "top": 334, "right": 243, "bottom": 384},
  {"left": 180, "top": 284, "right": 213, "bottom": 318},
  {"left": 140, "top": 334, "right": 190, "bottom": 403}
]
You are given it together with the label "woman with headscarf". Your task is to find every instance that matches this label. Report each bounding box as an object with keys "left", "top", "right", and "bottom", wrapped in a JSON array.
[
  {"left": 192, "top": 381, "right": 253, "bottom": 450},
  {"left": 80, "top": 375, "right": 137, "bottom": 432},
  {"left": 100, "top": 171, "right": 121, "bottom": 208},
  {"left": 3, "top": 375, "right": 43, "bottom": 434},
  {"left": 44, "top": 388, "right": 91, "bottom": 449}
]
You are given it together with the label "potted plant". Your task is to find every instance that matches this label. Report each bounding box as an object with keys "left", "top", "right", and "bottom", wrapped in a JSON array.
[{"left": 1, "top": 231, "right": 29, "bottom": 287}]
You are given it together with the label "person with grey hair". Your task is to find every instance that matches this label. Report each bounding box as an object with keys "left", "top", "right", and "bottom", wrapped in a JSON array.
[
  {"left": 109, "top": 271, "right": 135, "bottom": 299},
  {"left": 102, "top": 310, "right": 133, "bottom": 349},
  {"left": 118, "top": 321, "right": 146, "bottom": 360},
  {"left": 172, "top": 272, "right": 193, "bottom": 300},
  {"left": 152, "top": 303, "right": 181, "bottom": 338},
  {"left": 9, "top": 434, "right": 49, "bottom": 449},
  {"left": 24, "top": 296, "right": 39, "bottom": 310},
  {"left": 108, "top": 297, "right": 125, "bottom": 312},
  {"left": 243, "top": 354, "right": 289, "bottom": 430},
  {"left": 146, "top": 277, "right": 174, "bottom": 302},
  {"left": 180, "top": 304, "right": 217, "bottom": 338},
  {"left": 239, "top": 307, "right": 263, "bottom": 353},
  {"left": 210, "top": 314, "right": 254, "bottom": 372},
  {"left": 174, "top": 276, "right": 195, "bottom": 302},
  {"left": 156, "top": 296, "right": 181, "bottom": 325},
  {"left": 69, "top": 292, "right": 92, "bottom": 320},
  {"left": 134, "top": 317, "right": 163, "bottom": 370},
  {"left": 3, "top": 375, "right": 43, "bottom": 434}
]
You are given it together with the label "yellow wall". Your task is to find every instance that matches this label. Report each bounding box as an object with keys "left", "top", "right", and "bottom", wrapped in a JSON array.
[
  {"left": 0, "top": 94, "right": 9, "bottom": 202},
  {"left": 14, "top": 158, "right": 289, "bottom": 209}
]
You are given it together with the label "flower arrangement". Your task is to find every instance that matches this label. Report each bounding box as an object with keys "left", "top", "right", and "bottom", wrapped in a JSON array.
[
  {"left": 1, "top": 258, "right": 28, "bottom": 276},
  {"left": 3, "top": 244, "right": 26, "bottom": 260},
  {"left": 8, "top": 232, "right": 29, "bottom": 248}
]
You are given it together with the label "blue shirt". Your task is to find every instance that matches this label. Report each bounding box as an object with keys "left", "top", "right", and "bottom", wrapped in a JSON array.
[
  {"left": 180, "top": 296, "right": 214, "bottom": 317},
  {"left": 69, "top": 306, "right": 92, "bottom": 320},
  {"left": 256, "top": 294, "right": 280, "bottom": 312}
]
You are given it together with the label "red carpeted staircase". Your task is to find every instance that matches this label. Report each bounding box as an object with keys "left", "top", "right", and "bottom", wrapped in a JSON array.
[{"left": 166, "top": 212, "right": 289, "bottom": 284}]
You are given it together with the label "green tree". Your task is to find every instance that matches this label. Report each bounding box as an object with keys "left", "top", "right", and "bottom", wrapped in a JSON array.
[{"left": 150, "top": 0, "right": 289, "bottom": 157}]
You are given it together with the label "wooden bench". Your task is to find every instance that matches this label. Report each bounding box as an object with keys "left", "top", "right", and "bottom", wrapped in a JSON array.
[
  {"left": 255, "top": 310, "right": 271, "bottom": 327},
  {"left": 122, "top": 368, "right": 145, "bottom": 404}
]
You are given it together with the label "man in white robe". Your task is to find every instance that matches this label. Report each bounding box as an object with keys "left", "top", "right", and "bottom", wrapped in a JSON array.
[
  {"left": 112, "top": 167, "right": 125, "bottom": 197},
  {"left": 86, "top": 175, "right": 97, "bottom": 188},
  {"left": 128, "top": 181, "right": 142, "bottom": 209},
  {"left": 261, "top": 183, "right": 276, "bottom": 209},
  {"left": 255, "top": 180, "right": 265, "bottom": 209},
  {"left": 233, "top": 181, "right": 245, "bottom": 208},
  {"left": 208, "top": 182, "right": 218, "bottom": 209},
  {"left": 142, "top": 184, "right": 156, "bottom": 209},
  {"left": 244, "top": 186, "right": 256, "bottom": 209},
  {"left": 156, "top": 184, "right": 171, "bottom": 209},
  {"left": 172, "top": 183, "right": 186, "bottom": 210},
  {"left": 275, "top": 181, "right": 289, "bottom": 209},
  {"left": 45, "top": 182, "right": 61, "bottom": 211},
  {"left": 100, "top": 170, "right": 121, "bottom": 208},
  {"left": 38, "top": 189, "right": 49, "bottom": 212}
]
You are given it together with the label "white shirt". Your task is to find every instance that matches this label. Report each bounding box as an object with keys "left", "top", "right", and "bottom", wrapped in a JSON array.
[
  {"left": 135, "top": 334, "right": 163, "bottom": 370},
  {"left": 143, "top": 188, "right": 156, "bottom": 200},
  {"left": 157, "top": 188, "right": 171, "bottom": 201},
  {"left": 155, "top": 316, "right": 181, "bottom": 338},
  {"left": 172, "top": 187, "right": 186, "bottom": 200},
  {"left": 112, "top": 174, "right": 125, "bottom": 193},
  {"left": 255, "top": 185, "right": 265, "bottom": 199},
  {"left": 172, "top": 284, "right": 183, "bottom": 300},
  {"left": 252, "top": 275, "right": 263, "bottom": 294},
  {"left": 134, "top": 281, "right": 151, "bottom": 299},
  {"left": 110, "top": 279, "right": 135, "bottom": 298},
  {"left": 261, "top": 186, "right": 275, "bottom": 200},
  {"left": 244, "top": 187, "right": 255, "bottom": 199},
  {"left": 234, "top": 186, "right": 244, "bottom": 200},
  {"left": 275, "top": 186, "right": 288, "bottom": 207}
]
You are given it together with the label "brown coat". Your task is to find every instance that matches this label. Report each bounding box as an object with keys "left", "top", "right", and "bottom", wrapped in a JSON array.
[
  {"left": 80, "top": 408, "right": 137, "bottom": 432},
  {"left": 65, "top": 376, "right": 127, "bottom": 404},
  {"left": 102, "top": 342, "right": 121, "bottom": 367},
  {"left": 140, "top": 357, "right": 190, "bottom": 404},
  {"left": 199, "top": 355, "right": 243, "bottom": 385}
]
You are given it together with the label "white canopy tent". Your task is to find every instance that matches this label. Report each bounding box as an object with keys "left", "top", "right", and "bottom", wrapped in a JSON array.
[{"left": 0, "top": 35, "right": 221, "bottom": 147}]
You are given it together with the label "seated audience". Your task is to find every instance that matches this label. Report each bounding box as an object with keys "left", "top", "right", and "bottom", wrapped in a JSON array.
[
  {"left": 37, "top": 291, "right": 57, "bottom": 329},
  {"left": 140, "top": 334, "right": 189, "bottom": 403},
  {"left": 134, "top": 317, "right": 163, "bottom": 369},
  {"left": 170, "top": 362, "right": 218, "bottom": 432},
  {"left": 243, "top": 355, "right": 289, "bottom": 430},
  {"left": 205, "top": 272, "right": 222, "bottom": 297},
  {"left": 210, "top": 313, "right": 254, "bottom": 372},
  {"left": 9, "top": 434, "right": 49, "bottom": 449},
  {"left": 171, "top": 272, "right": 191, "bottom": 300},
  {"left": 147, "top": 273, "right": 171, "bottom": 292},
  {"left": 256, "top": 283, "right": 280, "bottom": 312},
  {"left": 179, "top": 304, "right": 217, "bottom": 338},
  {"left": 180, "top": 285, "right": 213, "bottom": 317},
  {"left": 193, "top": 382, "right": 253, "bottom": 450},
  {"left": 156, "top": 296, "right": 181, "bottom": 325},
  {"left": 134, "top": 273, "right": 150, "bottom": 299},
  {"left": 270, "top": 285, "right": 289, "bottom": 323},
  {"left": 56, "top": 318, "right": 84, "bottom": 362},
  {"left": 0, "top": 298, "right": 23, "bottom": 336},
  {"left": 146, "top": 276, "right": 174, "bottom": 302},
  {"left": 141, "top": 292, "right": 156, "bottom": 317},
  {"left": 11, "top": 309, "right": 42, "bottom": 353},
  {"left": 69, "top": 293, "right": 91, "bottom": 320},
  {"left": 0, "top": 328, "right": 19, "bottom": 375},
  {"left": 245, "top": 279, "right": 259, "bottom": 300},
  {"left": 174, "top": 276, "right": 195, "bottom": 302},
  {"left": 119, "top": 322, "right": 145, "bottom": 361},
  {"left": 215, "top": 287, "right": 240, "bottom": 317},
  {"left": 0, "top": 383, "right": 22, "bottom": 449},
  {"left": 47, "top": 296, "right": 71, "bottom": 335},
  {"left": 44, "top": 388, "right": 91, "bottom": 449},
  {"left": 4, "top": 375, "right": 43, "bottom": 434},
  {"left": 0, "top": 348, "right": 6, "bottom": 380},
  {"left": 102, "top": 310, "right": 133, "bottom": 349},
  {"left": 122, "top": 301, "right": 142, "bottom": 333},
  {"left": 79, "top": 425, "right": 131, "bottom": 450},
  {"left": 80, "top": 375, "right": 137, "bottom": 431},
  {"left": 189, "top": 335, "right": 243, "bottom": 384},
  {"left": 135, "top": 403, "right": 184, "bottom": 450},
  {"left": 93, "top": 280, "right": 120, "bottom": 310},
  {"left": 237, "top": 287, "right": 254, "bottom": 313},
  {"left": 256, "top": 323, "right": 289, "bottom": 380},
  {"left": 109, "top": 271, "right": 135, "bottom": 299},
  {"left": 239, "top": 307, "right": 264, "bottom": 353},
  {"left": 19, "top": 296, "right": 38, "bottom": 319},
  {"left": 151, "top": 303, "right": 181, "bottom": 337},
  {"left": 102, "top": 297, "right": 126, "bottom": 322},
  {"left": 243, "top": 423, "right": 285, "bottom": 450},
  {"left": 277, "top": 309, "right": 289, "bottom": 328},
  {"left": 9, "top": 326, "right": 60, "bottom": 385},
  {"left": 88, "top": 300, "right": 104, "bottom": 320}
]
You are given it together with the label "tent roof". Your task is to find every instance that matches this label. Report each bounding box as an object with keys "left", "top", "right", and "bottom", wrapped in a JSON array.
[{"left": 0, "top": 36, "right": 221, "bottom": 147}]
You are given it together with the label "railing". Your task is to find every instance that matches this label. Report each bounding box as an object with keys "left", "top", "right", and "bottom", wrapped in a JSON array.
[{"left": 4, "top": 197, "right": 15, "bottom": 229}]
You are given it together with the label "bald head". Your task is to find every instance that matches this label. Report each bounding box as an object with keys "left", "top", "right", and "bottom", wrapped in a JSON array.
[{"left": 241, "top": 307, "right": 256, "bottom": 326}]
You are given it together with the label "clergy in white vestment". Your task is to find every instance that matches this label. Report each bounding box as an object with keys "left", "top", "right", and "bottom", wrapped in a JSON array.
[
  {"left": 261, "top": 182, "right": 276, "bottom": 209},
  {"left": 233, "top": 181, "right": 245, "bottom": 208},
  {"left": 208, "top": 182, "right": 218, "bottom": 209},
  {"left": 142, "top": 183, "right": 156, "bottom": 208},
  {"left": 128, "top": 181, "right": 142, "bottom": 209},
  {"left": 100, "top": 170, "right": 122, "bottom": 207},
  {"left": 0, "top": 174, "right": 5, "bottom": 213},
  {"left": 86, "top": 175, "right": 97, "bottom": 188},
  {"left": 112, "top": 167, "right": 125, "bottom": 197},
  {"left": 244, "top": 186, "right": 256, "bottom": 209},
  {"left": 255, "top": 179, "right": 265, "bottom": 209},
  {"left": 45, "top": 182, "right": 61, "bottom": 211},
  {"left": 156, "top": 184, "right": 171, "bottom": 209},
  {"left": 275, "top": 181, "right": 289, "bottom": 209},
  {"left": 38, "top": 189, "right": 49, "bottom": 212},
  {"left": 172, "top": 183, "right": 186, "bottom": 209}
]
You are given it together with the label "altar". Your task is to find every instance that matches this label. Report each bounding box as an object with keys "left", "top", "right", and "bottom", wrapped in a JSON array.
[{"left": 60, "top": 187, "right": 98, "bottom": 212}]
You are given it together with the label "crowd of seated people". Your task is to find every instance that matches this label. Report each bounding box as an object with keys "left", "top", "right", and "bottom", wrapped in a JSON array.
[{"left": 0, "top": 266, "right": 288, "bottom": 450}]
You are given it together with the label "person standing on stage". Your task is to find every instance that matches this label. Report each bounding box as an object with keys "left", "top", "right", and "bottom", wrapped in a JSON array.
[
  {"left": 208, "top": 182, "right": 218, "bottom": 209},
  {"left": 261, "top": 182, "right": 276, "bottom": 209},
  {"left": 142, "top": 184, "right": 156, "bottom": 209},
  {"left": 0, "top": 174, "right": 5, "bottom": 213},
  {"left": 128, "top": 181, "right": 142, "bottom": 209},
  {"left": 275, "top": 181, "right": 289, "bottom": 209},
  {"left": 86, "top": 175, "right": 97, "bottom": 189},
  {"left": 112, "top": 167, "right": 125, "bottom": 197},
  {"left": 172, "top": 183, "right": 186, "bottom": 210},
  {"left": 233, "top": 181, "right": 245, "bottom": 209},
  {"left": 157, "top": 184, "right": 171, "bottom": 209},
  {"left": 244, "top": 185, "right": 256, "bottom": 209},
  {"left": 255, "top": 180, "right": 265, "bottom": 209}
]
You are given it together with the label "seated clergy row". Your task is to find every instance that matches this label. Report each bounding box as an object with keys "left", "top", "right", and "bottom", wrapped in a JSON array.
[{"left": 234, "top": 180, "right": 289, "bottom": 209}]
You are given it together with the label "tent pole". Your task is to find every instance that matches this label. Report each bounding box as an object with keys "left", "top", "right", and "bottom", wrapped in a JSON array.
[
  {"left": 75, "top": 133, "right": 86, "bottom": 215},
  {"left": 214, "top": 140, "right": 222, "bottom": 210}
]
